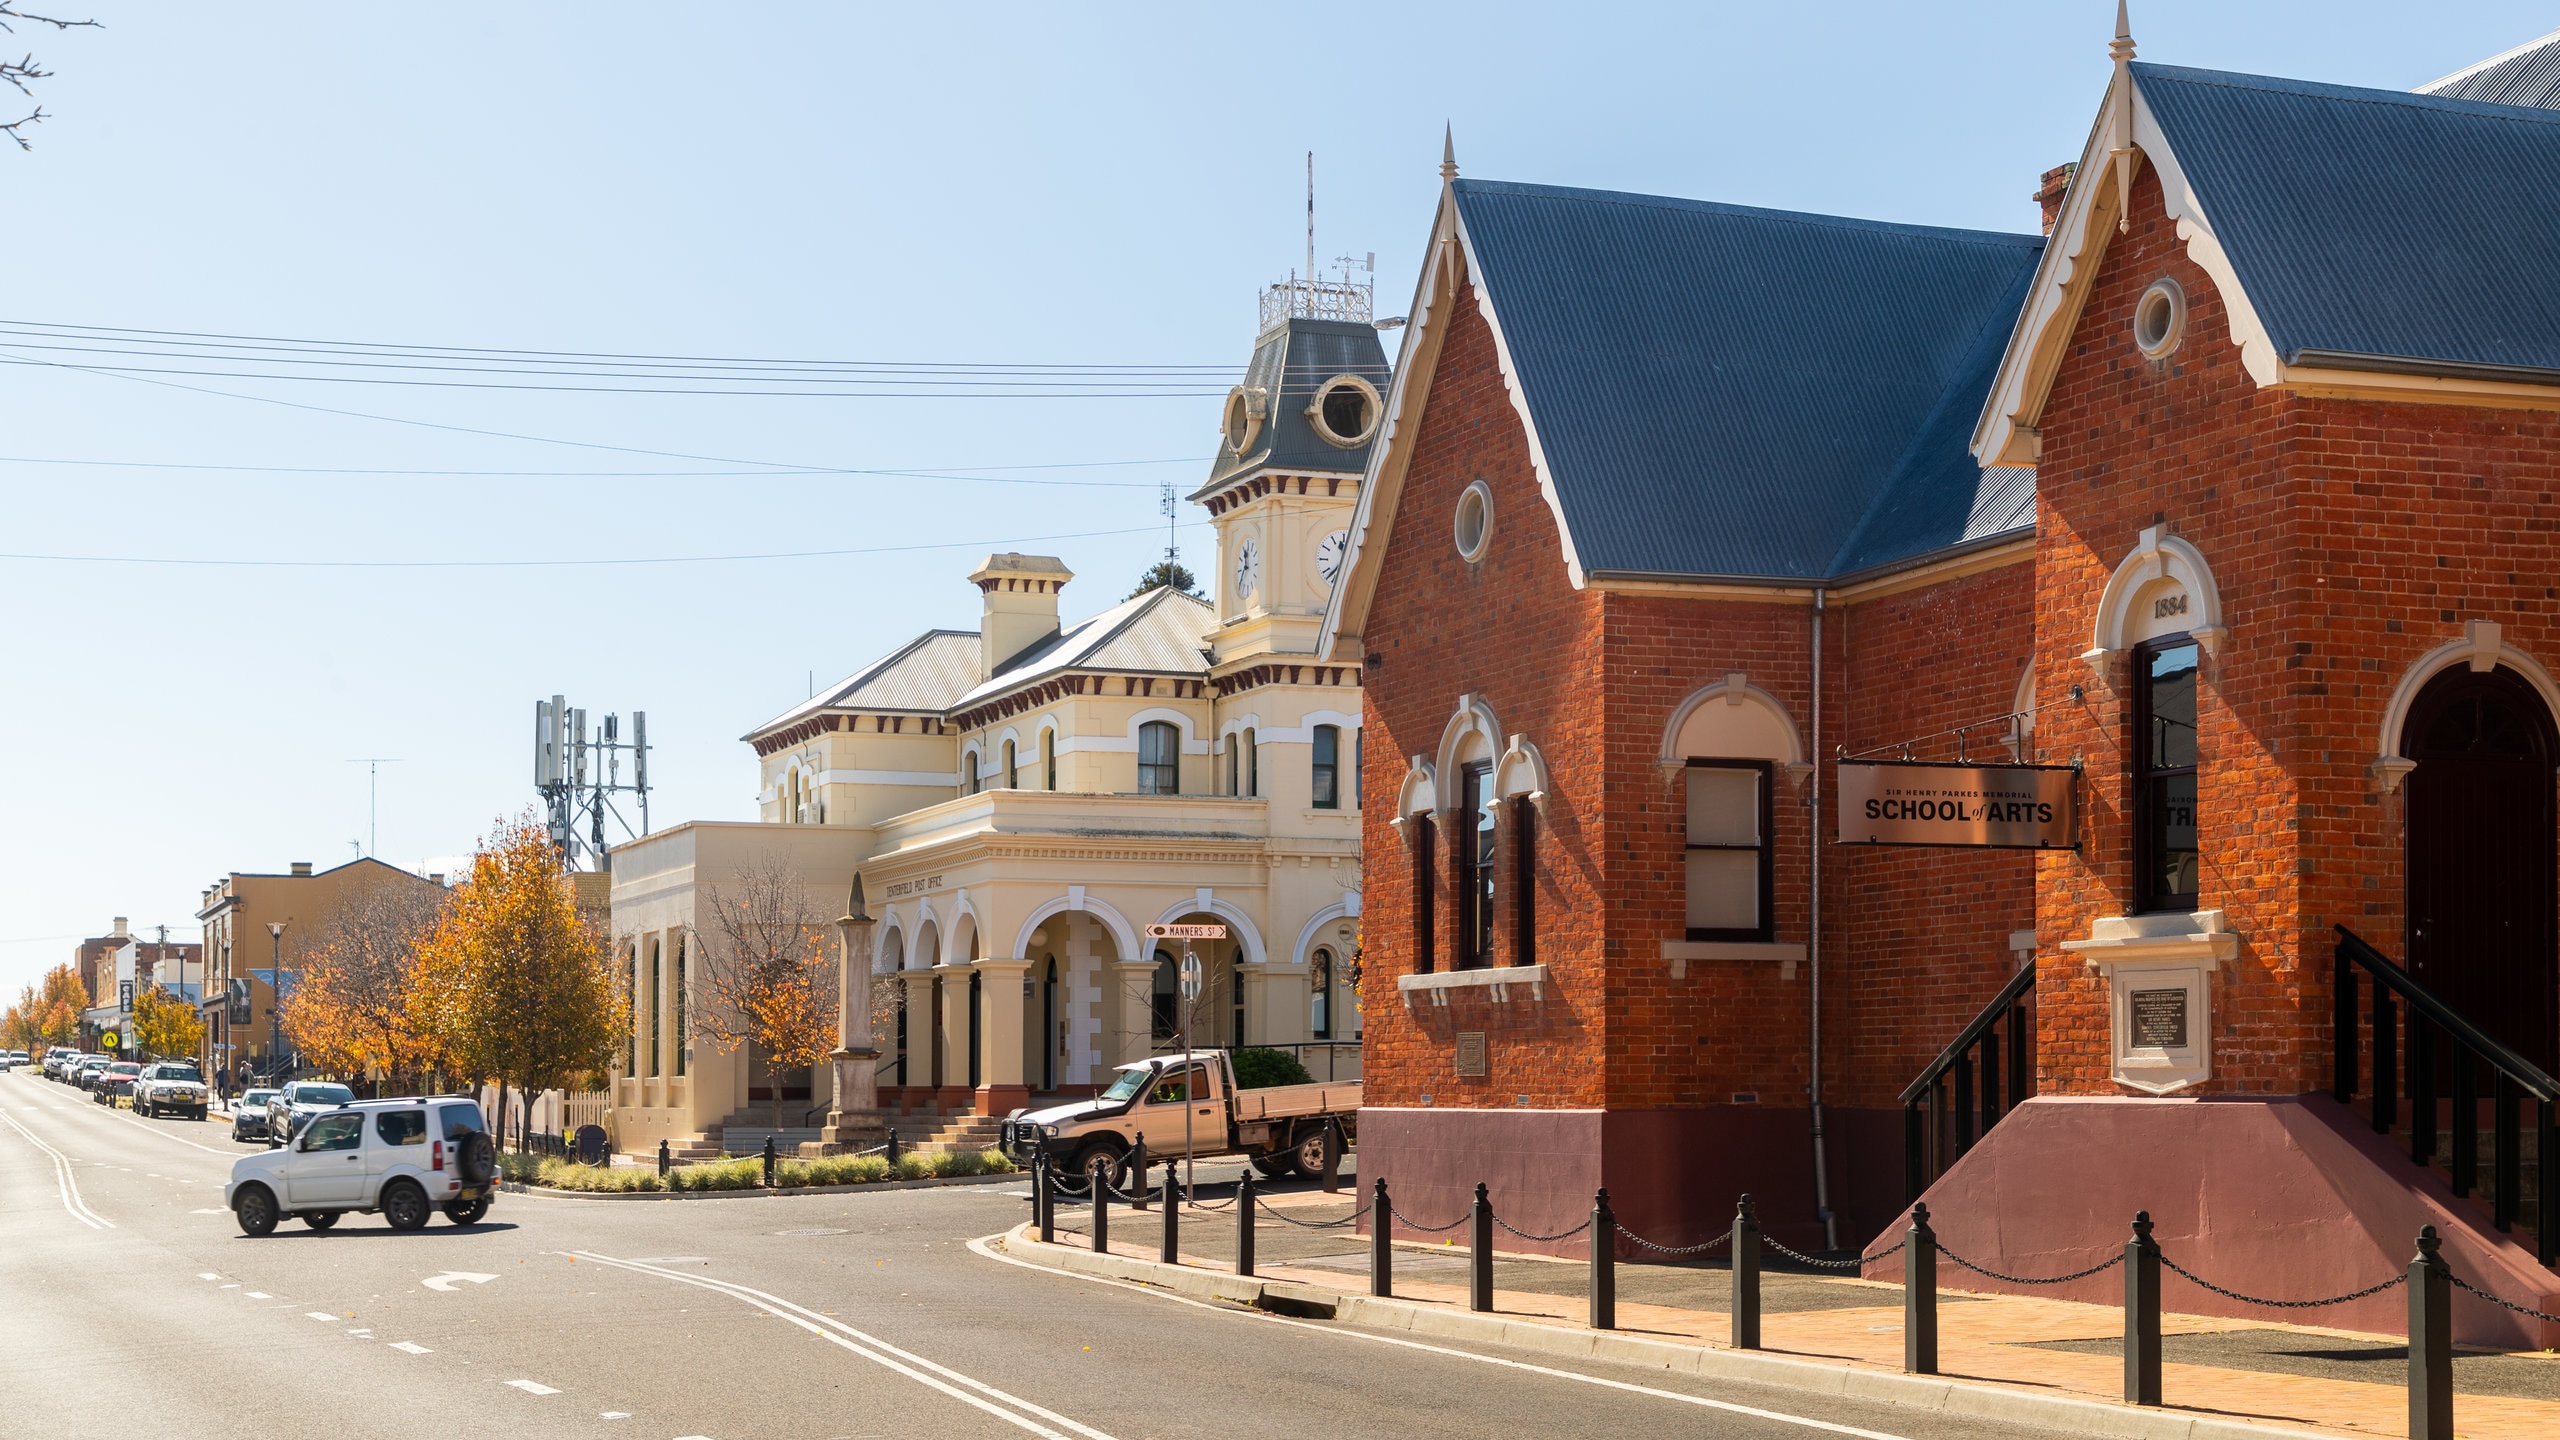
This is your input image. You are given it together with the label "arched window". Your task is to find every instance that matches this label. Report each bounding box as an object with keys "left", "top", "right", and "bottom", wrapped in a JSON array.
[
  {"left": 1043, "top": 731, "right": 1057, "bottom": 790},
  {"left": 1003, "top": 740, "right": 1018, "bottom": 790},
  {"left": 1150, "top": 948, "right": 1179, "bottom": 1040},
  {"left": 1310, "top": 947, "right": 1333, "bottom": 1039},
  {"left": 1138, "top": 722, "right": 1179, "bottom": 794},
  {"left": 1458, "top": 762, "right": 1498, "bottom": 969},
  {"left": 967, "top": 748, "right": 984, "bottom": 795},
  {"left": 1312, "top": 725, "right": 1341, "bottom": 809}
]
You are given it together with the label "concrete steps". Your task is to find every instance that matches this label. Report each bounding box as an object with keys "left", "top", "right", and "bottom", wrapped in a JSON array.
[
  {"left": 909, "top": 1115, "right": 1004, "bottom": 1155},
  {"left": 719, "top": 1126, "right": 822, "bottom": 1156}
]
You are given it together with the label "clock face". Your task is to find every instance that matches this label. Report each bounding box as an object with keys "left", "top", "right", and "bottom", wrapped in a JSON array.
[
  {"left": 1232, "top": 535, "right": 1261, "bottom": 603},
  {"left": 1314, "top": 529, "right": 1350, "bottom": 589}
]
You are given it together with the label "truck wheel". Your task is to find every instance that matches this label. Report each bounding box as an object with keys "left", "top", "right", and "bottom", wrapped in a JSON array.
[
  {"left": 302, "top": 1210, "right": 341, "bottom": 1232},
  {"left": 235, "top": 1185, "right": 279, "bottom": 1237},
  {"left": 1292, "top": 1128, "right": 1334, "bottom": 1176},
  {"left": 1072, "top": 1141, "right": 1125, "bottom": 1190},
  {"left": 382, "top": 1180, "right": 430, "bottom": 1232}
]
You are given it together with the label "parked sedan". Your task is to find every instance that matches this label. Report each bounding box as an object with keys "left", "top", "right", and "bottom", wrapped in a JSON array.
[
  {"left": 92, "top": 1061, "right": 143, "bottom": 1103},
  {"left": 231, "top": 1087, "right": 279, "bottom": 1142},
  {"left": 264, "top": 1081, "right": 357, "bottom": 1148},
  {"left": 72, "top": 1057, "right": 111, "bottom": 1090}
]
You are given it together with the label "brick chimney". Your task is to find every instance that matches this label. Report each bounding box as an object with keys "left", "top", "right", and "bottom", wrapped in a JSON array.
[
  {"left": 110, "top": 916, "right": 127, "bottom": 938},
  {"left": 2034, "top": 162, "right": 2078, "bottom": 236},
  {"left": 969, "top": 554, "right": 1073, "bottom": 680}
]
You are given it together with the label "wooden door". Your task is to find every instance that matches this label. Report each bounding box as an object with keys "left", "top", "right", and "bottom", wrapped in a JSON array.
[{"left": 2404, "top": 666, "right": 2560, "bottom": 1072}]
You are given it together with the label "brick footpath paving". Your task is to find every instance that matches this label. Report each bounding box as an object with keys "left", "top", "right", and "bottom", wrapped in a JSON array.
[{"left": 1038, "top": 1185, "right": 2560, "bottom": 1439}]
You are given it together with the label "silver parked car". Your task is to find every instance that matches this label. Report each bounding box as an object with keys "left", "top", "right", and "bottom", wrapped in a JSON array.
[{"left": 265, "top": 1081, "right": 357, "bottom": 1148}]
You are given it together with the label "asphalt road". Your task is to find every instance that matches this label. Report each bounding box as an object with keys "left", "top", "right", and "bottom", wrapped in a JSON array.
[{"left": 0, "top": 1070, "right": 2087, "bottom": 1440}]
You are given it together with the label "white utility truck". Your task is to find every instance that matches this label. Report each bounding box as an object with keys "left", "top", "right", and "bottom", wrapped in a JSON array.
[{"left": 999, "top": 1049, "right": 1357, "bottom": 1181}]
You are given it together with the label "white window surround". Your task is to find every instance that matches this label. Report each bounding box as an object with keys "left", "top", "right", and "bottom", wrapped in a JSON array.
[
  {"left": 1393, "top": 756, "right": 1438, "bottom": 821},
  {"left": 2084, "top": 525, "right": 2228, "bottom": 665},
  {"left": 1398, "top": 963, "right": 1546, "bottom": 1004},
  {"left": 2371, "top": 619, "right": 2560, "bottom": 792},
  {"left": 1493, "top": 733, "right": 1548, "bottom": 804},
  {"left": 1219, "top": 709, "right": 1362, "bottom": 745},
  {"left": 1657, "top": 674, "right": 1812, "bottom": 789},
  {"left": 1662, "top": 940, "right": 1806, "bottom": 981},
  {"left": 1433, "top": 693, "right": 1502, "bottom": 804},
  {"left": 1010, "top": 888, "right": 1140, "bottom": 965}
]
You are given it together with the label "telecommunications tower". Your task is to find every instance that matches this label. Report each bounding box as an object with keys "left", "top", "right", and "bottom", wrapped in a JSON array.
[{"left": 533, "top": 695, "right": 652, "bottom": 870}]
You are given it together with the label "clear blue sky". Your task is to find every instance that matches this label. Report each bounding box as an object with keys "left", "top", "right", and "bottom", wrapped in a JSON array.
[{"left": 2, "top": 2, "right": 2548, "bottom": 997}]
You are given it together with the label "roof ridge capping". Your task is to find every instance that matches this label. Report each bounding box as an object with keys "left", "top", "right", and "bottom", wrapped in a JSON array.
[
  {"left": 1451, "top": 177, "right": 2044, "bottom": 250},
  {"left": 2132, "top": 59, "right": 2560, "bottom": 125}
]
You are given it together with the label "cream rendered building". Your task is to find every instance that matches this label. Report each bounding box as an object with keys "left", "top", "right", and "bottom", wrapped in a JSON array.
[{"left": 607, "top": 307, "right": 1389, "bottom": 1153}]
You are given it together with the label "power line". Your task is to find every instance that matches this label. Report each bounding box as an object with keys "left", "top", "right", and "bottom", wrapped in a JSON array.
[{"left": 0, "top": 453, "right": 1197, "bottom": 487}]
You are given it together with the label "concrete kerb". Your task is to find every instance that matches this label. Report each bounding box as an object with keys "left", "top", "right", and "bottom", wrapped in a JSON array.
[
  {"left": 500, "top": 1170, "right": 1025, "bottom": 1202},
  {"left": 1001, "top": 1224, "right": 2341, "bottom": 1440}
]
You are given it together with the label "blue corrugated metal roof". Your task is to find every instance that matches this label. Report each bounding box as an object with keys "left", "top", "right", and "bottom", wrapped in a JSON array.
[
  {"left": 2137, "top": 63, "right": 2560, "bottom": 381},
  {"left": 1449, "top": 180, "right": 2043, "bottom": 582},
  {"left": 2419, "top": 28, "right": 2560, "bottom": 109}
]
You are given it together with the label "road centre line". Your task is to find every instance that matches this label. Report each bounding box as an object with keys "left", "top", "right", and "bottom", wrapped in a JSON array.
[
  {"left": 965, "top": 1234, "right": 1917, "bottom": 1440},
  {"left": 91, "top": 1102, "right": 244, "bottom": 1157},
  {"left": 0, "top": 1110, "right": 114, "bottom": 1229},
  {"left": 570, "top": 1250, "right": 1124, "bottom": 1440}
]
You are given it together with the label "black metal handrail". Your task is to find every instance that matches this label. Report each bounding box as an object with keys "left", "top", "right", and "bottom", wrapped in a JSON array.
[
  {"left": 2334, "top": 925, "right": 2558, "bottom": 1264},
  {"left": 1900, "top": 960, "right": 2036, "bottom": 1200}
]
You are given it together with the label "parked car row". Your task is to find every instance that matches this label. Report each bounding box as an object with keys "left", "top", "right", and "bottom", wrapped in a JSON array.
[
  {"left": 227, "top": 1095, "right": 499, "bottom": 1235},
  {"left": 0, "top": 1049, "right": 29, "bottom": 1069}
]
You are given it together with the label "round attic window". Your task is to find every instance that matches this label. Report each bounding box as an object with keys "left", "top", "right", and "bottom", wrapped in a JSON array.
[
  {"left": 2133, "top": 277, "right": 2186, "bottom": 359},
  {"left": 1222, "top": 386, "right": 1267, "bottom": 454},
  {"left": 1306, "top": 373, "right": 1382, "bottom": 448},
  {"left": 1453, "top": 480, "right": 1493, "bottom": 563}
]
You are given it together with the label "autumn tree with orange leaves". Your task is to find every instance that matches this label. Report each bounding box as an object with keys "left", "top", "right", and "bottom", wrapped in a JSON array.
[
  {"left": 411, "top": 811, "right": 625, "bottom": 1150},
  {"left": 280, "top": 880, "right": 449, "bottom": 1094},
  {"left": 692, "top": 852, "right": 838, "bottom": 1130},
  {"left": 2, "top": 964, "right": 89, "bottom": 1051},
  {"left": 131, "top": 984, "right": 204, "bottom": 1063}
]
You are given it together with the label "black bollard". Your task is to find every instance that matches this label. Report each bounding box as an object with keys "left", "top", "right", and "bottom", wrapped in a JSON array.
[
  {"left": 886, "top": 1125, "right": 899, "bottom": 1168},
  {"left": 1733, "top": 1194, "right": 1763, "bottom": 1351},
  {"left": 656, "top": 1138, "right": 670, "bottom": 1178},
  {"left": 1237, "top": 1169, "right": 1256, "bottom": 1277},
  {"left": 1161, "top": 1161, "right": 1181, "bottom": 1264},
  {"left": 1035, "top": 1151, "right": 1055, "bottom": 1245},
  {"left": 1371, "top": 1177, "right": 1393, "bottom": 1298},
  {"left": 1132, "top": 1138, "right": 1149, "bottom": 1210},
  {"left": 1904, "top": 1203, "right": 1938, "bottom": 1375},
  {"left": 1091, "top": 1159, "right": 1110, "bottom": 1254},
  {"left": 2408, "top": 1225, "right": 2452, "bottom": 1440},
  {"left": 2124, "top": 1210, "right": 2161, "bottom": 1406},
  {"left": 1320, "top": 1115, "right": 1343, "bottom": 1195},
  {"left": 1470, "top": 1182, "right": 1494, "bottom": 1313},
  {"left": 1588, "top": 1187, "right": 1616, "bottom": 1331},
  {"left": 762, "top": 1134, "right": 777, "bottom": 1188}
]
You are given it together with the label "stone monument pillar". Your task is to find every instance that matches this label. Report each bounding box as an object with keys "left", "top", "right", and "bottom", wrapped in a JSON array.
[{"left": 817, "top": 874, "right": 888, "bottom": 1152}]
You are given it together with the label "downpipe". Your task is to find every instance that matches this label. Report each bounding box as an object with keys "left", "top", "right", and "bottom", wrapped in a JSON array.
[{"left": 1809, "top": 588, "right": 1838, "bottom": 1253}]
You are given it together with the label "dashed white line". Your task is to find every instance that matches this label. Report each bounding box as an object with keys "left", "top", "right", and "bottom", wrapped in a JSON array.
[
  {"left": 505, "top": 1379, "right": 561, "bottom": 1395},
  {"left": 389, "top": 1341, "right": 432, "bottom": 1355},
  {"left": 304, "top": 1312, "right": 337, "bottom": 1322},
  {"left": 244, "top": 1291, "right": 270, "bottom": 1299},
  {"left": 198, "top": 1272, "right": 218, "bottom": 1280}
]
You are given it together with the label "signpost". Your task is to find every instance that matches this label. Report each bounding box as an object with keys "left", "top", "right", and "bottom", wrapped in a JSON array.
[
  {"left": 1834, "top": 760, "right": 2078, "bottom": 850},
  {"left": 1143, "top": 922, "right": 1227, "bottom": 1203}
]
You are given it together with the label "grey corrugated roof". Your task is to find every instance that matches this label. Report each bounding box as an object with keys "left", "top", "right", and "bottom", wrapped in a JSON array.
[
  {"left": 746, "top": 630, "right": 981, "bottom": 737},
  {"left": 2419, "top": 28, "right": 2560, "bottom": 109},
  {"left": 1448, "top": 179, "right": 2043, "bottom": 582},
  {"left": 2137, "top": 63, "right": 2560, "bottom": 382},
  {"left": 1196, "top": 318, "right": 1392, "bottom": 495},
  {"left": 950, "top": 586, "right": 1213, "bottom": 710}
]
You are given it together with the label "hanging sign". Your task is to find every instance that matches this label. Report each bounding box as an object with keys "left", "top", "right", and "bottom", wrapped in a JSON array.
[{"left": 1835, "top": 760, "right": 2078, "bottom": 849}]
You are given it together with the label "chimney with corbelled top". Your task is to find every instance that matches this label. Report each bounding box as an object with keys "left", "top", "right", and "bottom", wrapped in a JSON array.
[{"left": 968, "top": 554, "right": 1072, "bottom": 681}]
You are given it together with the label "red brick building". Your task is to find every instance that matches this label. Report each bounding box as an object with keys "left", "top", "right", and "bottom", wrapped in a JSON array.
[{"left": 1324, "top": 28, "right": 2560, "bottom": 1344}]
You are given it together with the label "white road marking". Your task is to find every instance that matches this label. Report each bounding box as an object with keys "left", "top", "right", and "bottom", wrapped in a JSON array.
[
  {"left": 305, "top": 1312, "right": 337, "bottom": 1322},
  {"left": 422, "top": 1270, "right": 497, "bottom": 1292},
  {"left": 198, "top": 1272, "right": 218, "bottom": 1280},
  {"left": 389, "top": 1341, "right": 432, "bottom": 1355},
  {"left": 348, "top": 1328, "right": 372, "bottom": 1337},
  {"left": 599, "top": 1412, "right": 630, "bottom": 1419},
  {"left": 505, "top": 1379, "right": 560, "bottom": 1395},
  {"left": 0, "top": 1111, "right": 114, "bottom": 1229},
  {"left": 968, "top": 1233, "right": 1917, "bottom": 1440},
  {"left": 95, "top": 1103, "right": 238, "bottom": 1156},
  {"left": 190, "top": 1208, "right": 225, "bottom": 1215},
  {"left": 244, "top": 1291, "right": 270, "bottom": 1299},
  {"left": 573, "top": 1250, "right": 1123, "bottom": 1440}
]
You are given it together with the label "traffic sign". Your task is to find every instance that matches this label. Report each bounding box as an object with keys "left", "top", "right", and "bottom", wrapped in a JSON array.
[
  {"left": 1145, "top": 923, "right": 1227, "bottom": 940},
  {"left": 100, "top": 1031, "right": 119, "bottom": 1049},
  {"left": 1179, "top": 953, "right": 1204, "bottom": 1000}
]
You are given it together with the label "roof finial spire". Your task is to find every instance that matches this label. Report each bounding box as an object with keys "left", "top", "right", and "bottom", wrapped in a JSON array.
[
  {"left": 2108, "top": 0, "right": 2138, "bottom": 233},
  {"left": 1440, "top": 123, "right": 1458, "bottom": 183}
]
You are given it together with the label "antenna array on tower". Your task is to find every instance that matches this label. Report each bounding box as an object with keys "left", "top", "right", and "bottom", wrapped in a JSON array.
[{"left": 533, "top": 695, "right": 652, "bottom": 870}]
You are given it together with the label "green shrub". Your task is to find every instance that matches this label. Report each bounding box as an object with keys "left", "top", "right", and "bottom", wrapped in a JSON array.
[
  {"left": 512, "top": 1144, "right": 1013, "bottom": 1193},
  {"left": 1232, "top": 1047, "right": 1313, "bottom": 1089}
]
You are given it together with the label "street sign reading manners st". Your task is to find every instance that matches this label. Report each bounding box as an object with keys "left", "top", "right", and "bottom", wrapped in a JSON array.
[{"left": 1144, "top": 923, "right": 1227, "bottom": 940}]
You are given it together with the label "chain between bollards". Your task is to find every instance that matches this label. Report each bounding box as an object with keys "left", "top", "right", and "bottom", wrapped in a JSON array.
[{"left": 1732, "top": 1195, "right": 1762, "bottom": 1351}]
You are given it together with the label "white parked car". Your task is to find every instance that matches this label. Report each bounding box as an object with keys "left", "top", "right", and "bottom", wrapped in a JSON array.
[
  {"left": 225, "top": 1097, "right": 498, "bottom": 1235},
  {"left": 134, "top": 1062, "right": 210, "bottom": 1120}
]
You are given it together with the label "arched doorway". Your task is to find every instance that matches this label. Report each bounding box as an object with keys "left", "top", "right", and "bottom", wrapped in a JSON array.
[{"left": 2404, "top": 664, "right": 2560, "bottom": 1071}]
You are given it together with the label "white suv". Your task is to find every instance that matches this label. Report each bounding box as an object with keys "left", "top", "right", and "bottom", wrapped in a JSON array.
[
  {"left": 134, "top": 1062, "right": 210, "bottom": 1120},
  {"left": 225, "top": 1097, "right": 499, "bottom": 1236}
]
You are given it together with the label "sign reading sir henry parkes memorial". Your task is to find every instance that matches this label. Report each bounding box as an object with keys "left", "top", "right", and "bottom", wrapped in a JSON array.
[{"left": 1835, "top": 759, "right": 2078, "bottom": 850}]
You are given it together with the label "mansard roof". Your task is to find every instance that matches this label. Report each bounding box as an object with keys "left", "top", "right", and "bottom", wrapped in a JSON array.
[
  {"left": 1196, "top": 317, "right": 1394, "bottom": 499},
  {"left": 744, "top": 630, "right": 980, "bottom": 740},
  {"left": 2420, "top": 27, "right": 2560, "bottom": 109},
  {"left": 950, "top": 584, "right": 1213, "bottom": 711}
]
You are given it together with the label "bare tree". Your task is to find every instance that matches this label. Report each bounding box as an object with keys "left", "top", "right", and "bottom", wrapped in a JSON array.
[
  {"left": 692, "top": 852, "right": 838, "bottom": 1129},
  {"left": 0, "top": 5, "right": 100, "bottom": 152}
]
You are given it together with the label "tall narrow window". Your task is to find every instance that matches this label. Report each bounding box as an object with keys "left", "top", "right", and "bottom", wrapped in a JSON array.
[
  {"left": 627, "top": 942, "right": 641, "bottom": 1076},
  {"left": 1003, "top": 740, "right": 1018, "bottom": 789},
  {"left": 646, "top": 938, "right": 661, "bottom": 1077},
  {"left": 1312, "top": 725, "right": 1340, "bottom": 809},
  {"left": 1138, "top": 721, "right": 1179, "bottom": 794},
  {"left": 1412, "top": 815, "right": 1437, "bottom": 974},
  {"left": 1245, "top": 728, "right": 1260, "bottom": 797},
  {"left": 1457, "top": 762, "right": 1497, "bottom": 968},
  {"left": 2135, "top": 638, "right": 2201, "bottom": 912},
  {"left": 1513, "top": 796, "right": 1536, "bottom": 965},
  {"left": 1353, "top": 727, "right": 1363, "bottom": 809},
  {"left": 672, "top": 935, "right": 687, "bottom": 1077},
  {"left": 1685, "top": 761, "right": 1772, "bottom": 942},
  {"left": 1310, "top": 947, "right": 1333, "bottom": 1039},
  {"left": 1225, "top": 736, "right": 1238, "bottom": 795},
  {"left": 1043, "top": 731, "right": 1057, "bottom": 790},
  {"left": 967, "top": 750, "right": 983, "bottom": 795}
]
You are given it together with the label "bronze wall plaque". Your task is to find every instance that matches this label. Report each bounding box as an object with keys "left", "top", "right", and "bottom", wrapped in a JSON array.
[
  {"left": 1454, "top": 1031, "right": 1488, "bottom": 1077},
  {"left": 2130, "top": 988, "right": 2189, "bottom": 1050}
]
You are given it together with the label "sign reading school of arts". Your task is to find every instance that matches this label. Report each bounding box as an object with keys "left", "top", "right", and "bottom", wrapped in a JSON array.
[{"left": 1835, "top": 759, "right": 2078, "bottom": 850}]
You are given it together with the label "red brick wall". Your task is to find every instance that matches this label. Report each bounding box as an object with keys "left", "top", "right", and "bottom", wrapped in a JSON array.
[{"left": 2034, "top": 165, "right": 2560, "bottom": 1095}]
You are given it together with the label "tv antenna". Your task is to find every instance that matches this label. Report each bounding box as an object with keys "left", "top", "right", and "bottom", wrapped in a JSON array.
[
  {"left": 344, "top": 757, "right": 403, "bottom": 857},
  {"left": 532, "top": 697, "right": 652, "bottom": 871},
  {"left": 1160, "top": 479, "right": 1180, "bottom": 578}
]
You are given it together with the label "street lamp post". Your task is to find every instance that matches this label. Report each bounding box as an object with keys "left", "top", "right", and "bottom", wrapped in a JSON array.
[{"left": 267, "top": 921, "right": 287, "bottom": 1085}]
